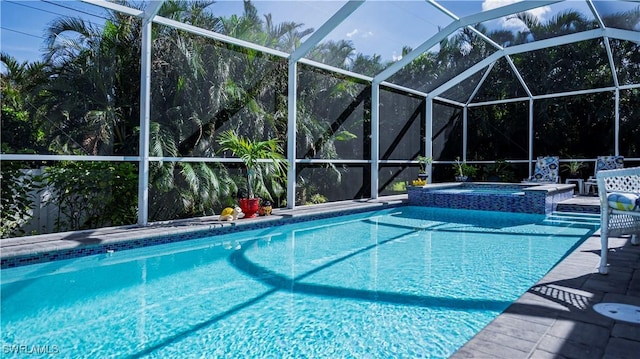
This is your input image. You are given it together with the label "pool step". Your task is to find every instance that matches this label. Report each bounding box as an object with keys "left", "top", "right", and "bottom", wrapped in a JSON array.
[
  {"left": 555, "top": 195, "right": 601, "bottom": 214},
  {"left": 544, "top": 211, "right": 601, "bottom": 226}
]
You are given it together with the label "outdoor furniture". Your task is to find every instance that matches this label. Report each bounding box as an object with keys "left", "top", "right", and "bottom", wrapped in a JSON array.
[
  {"left": 596, "top": 166, "right": 640, "bottom": 274},
  {"left": 522, "top": 156, "right": 560, "bottom": 184},
  {"left": 584, "top": 156, "right": 624, "bottom": 194},
  {"left": 565, "top": 178, "right": 584, "bottom": 194}
]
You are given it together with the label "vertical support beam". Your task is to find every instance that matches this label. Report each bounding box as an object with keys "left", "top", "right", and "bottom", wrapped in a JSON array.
[
  {"left": 287, "top": 60, "right": 298, "bottom": 209},
  {"left": 136, "top": 0, "right": 163, "bottom": 226},
  {"left": 137, "top": 16, "right": 153, "bottom": 225},
  {"left": 371, "top": 83, "right": 380, "bottom": 199},
  {"left": 425, "top": 98, "right": 433, "bottom": 183},
  {"left": 462, "top": 106, "right": 468, "bottom": 162},
  {"left": 603, "top": 37, "right": 619, "bottom": 88},
  {"left": 614, "top": 88, "right": 620, "bottom": 156},
  {"left": 528, "top": 99, "right": 534, "bottom": 177}
]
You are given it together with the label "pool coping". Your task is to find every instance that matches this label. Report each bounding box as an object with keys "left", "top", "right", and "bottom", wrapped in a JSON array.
[{"left": 408, "top": 181, "right": 575, "bottom": 193}]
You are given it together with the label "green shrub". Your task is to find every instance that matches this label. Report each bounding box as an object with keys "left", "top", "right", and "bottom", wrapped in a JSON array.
[
  {"left": 43, "top": 162, "right": 138, "bottom": 231},
  {"left": 0, "top": 162, "right": 38, "bottom": 238}
]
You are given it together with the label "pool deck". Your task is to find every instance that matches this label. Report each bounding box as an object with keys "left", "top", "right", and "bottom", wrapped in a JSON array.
[{"left": 2, "top": 194, "right": 639, "bottom": 358}]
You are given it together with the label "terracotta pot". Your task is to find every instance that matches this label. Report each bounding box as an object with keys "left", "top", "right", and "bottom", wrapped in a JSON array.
[{"left": 239, "top": 198, "right": 260, "bottom": 218}]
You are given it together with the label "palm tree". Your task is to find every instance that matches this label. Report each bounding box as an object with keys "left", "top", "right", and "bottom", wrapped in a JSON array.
[
  {"left": 216, "top": 130, "right": 287, "bottom": 199},
  {"left": 309, "top": 40, "right": 356, "bottom": 68},
  {"left": 1, "top": 52, "right": 49, "bottom": 153},
  {"left": 42, "top": 13, "right": 142, "bottom": 155},
  {"left": 263, "top": 14, "right": 314, "bottom": 52}
]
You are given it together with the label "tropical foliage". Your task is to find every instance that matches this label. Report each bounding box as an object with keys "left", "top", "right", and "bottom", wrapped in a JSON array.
[
  {"left": 1, "top": 1, "right": 639, "bottom": 234},
  {"left": 0, "top": 161, "right": 38, "bottom": 238},
  {"left": 41, "top": 162, "right": 138, "bottom": 231},
  {"left": 216, "top": 130, "right": 287, "bottom": 199}
]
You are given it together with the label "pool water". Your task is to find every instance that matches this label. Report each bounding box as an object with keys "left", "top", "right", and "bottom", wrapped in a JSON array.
[
  {"left": 432, "top": 188, "right": 525, "bottom": 195},
  {"left": 1, "top": 206, "right": 598, "bottom": 358}
]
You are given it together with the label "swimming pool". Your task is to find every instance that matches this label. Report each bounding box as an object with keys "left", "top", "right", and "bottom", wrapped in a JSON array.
[
  {"left": 408, "top": 182, "right": 575, "bottom": 214},
  {"left": 1, "top": 206, "right": 597, "bottom": 358}
]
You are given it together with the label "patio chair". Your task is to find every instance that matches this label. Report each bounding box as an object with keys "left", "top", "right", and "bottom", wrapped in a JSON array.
[
  {"left": 522, "top": 156, "right": 560, "bottom": 184},
  {"left": 584, "top": 156, "right": 624, "bottom": 195},
  {"left": 596, "top": 166, "right": 640, "bottom": 274}
]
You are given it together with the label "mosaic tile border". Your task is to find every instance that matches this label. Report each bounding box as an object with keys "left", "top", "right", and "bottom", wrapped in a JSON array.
[
  {"left": 407, "top": 183, "right": 574, "bottom": 214},
  {"left": 555, "top": 203, "right": 601, "bottom": 214},
  {"left": 1, "top": 203, "right": 404, "bottom": 269}
]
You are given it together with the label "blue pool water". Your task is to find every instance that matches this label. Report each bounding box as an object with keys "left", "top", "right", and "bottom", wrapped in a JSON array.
[
  {"left": 1, "top": 206, "right": 598, "bottom": 358},
  {"left": 431, "top": 188, "right": 525, "bottom": 195}
]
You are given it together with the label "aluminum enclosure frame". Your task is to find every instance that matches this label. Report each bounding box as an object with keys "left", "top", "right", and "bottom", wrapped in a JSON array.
[{"left": 2, "top": 0, "right": 639, "bottom": 226}]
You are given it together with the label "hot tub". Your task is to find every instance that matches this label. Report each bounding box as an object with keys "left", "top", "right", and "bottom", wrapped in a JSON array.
[{"left": 407, "top": 182, "right": 575, "bottom": 214}]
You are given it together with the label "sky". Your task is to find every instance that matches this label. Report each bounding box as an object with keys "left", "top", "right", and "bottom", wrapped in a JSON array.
[
  {"left": 1, "top": 0, "right": 113, "bottom": 63},
  {"left": 1, "top": 0, "right": 637, "bottom": 66}
]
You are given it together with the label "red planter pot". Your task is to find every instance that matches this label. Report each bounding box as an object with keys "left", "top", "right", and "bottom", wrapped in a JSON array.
[{"left": 239, "top": 198, "right": 260, "bottom": 218}]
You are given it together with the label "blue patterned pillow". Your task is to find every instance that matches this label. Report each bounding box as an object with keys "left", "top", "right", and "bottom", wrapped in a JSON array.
[
  {"left": 607, "top": 192, "right": 640, "bottom": 212},
  {"left": 532, "top": 156, "right": 559, "bottom": 182},
  {"left": 596, "top": 156, "right": 624, "bottom": 172}
]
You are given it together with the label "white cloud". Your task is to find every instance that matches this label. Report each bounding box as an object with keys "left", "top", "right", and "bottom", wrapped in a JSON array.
[
  {"left": 482, "top": 0, "right": 518, "bottom": 12},
  {"left": 392, "top": 52, "right": 402, "bottom": 62},
  {"left": 482, "top": 0, "right": 552, "bottom": 33},
  {"left": 346, "top": 29, "right": 374, "bottom": 39},
  {"left": 482, "top": 0, "right": 551, "bottom": 20}
]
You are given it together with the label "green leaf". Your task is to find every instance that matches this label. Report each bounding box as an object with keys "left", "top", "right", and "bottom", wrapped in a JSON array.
[{"left": 334, "top": 130, "right": 357, "bottom": 141}]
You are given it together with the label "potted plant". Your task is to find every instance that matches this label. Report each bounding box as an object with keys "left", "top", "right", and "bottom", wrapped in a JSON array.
[
  {"left": 416, "top": 155, "right": 432, "bottom": 180},
  {"left": 562, "top": 160, "right": 585, "bottom": 179},
  {"left": 217, "top": 130, "right": 288, "bottom": 218},
  {"left": 453, "top": 157, "right": 477, "bottom": 182}
]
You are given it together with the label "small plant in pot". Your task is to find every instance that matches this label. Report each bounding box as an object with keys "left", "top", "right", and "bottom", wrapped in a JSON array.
[
  {"left": 453, "top": 157, "right": 477, "bottom": 182},
  {"left": 562, "top": 160, "right": 585, "bottom": 179},
  {"left": 217, "top": 130, "right": 288, "bottom": 218},
  {"left": 416, "top": 155, "right": 432, "bottom": 180}
]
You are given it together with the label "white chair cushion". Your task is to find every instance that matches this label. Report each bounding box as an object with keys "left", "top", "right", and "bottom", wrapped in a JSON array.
[{"left": 607, "top": 192, "right": 640, "bottom": 212}]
